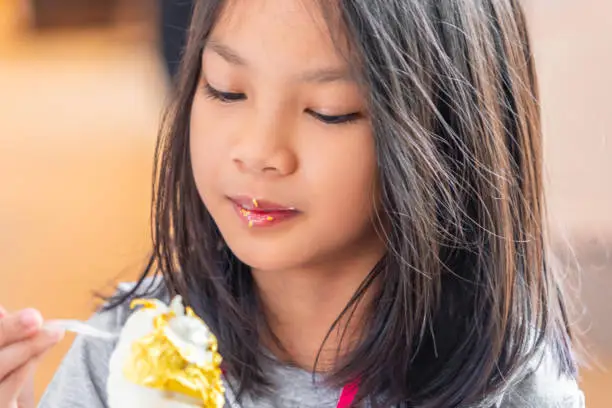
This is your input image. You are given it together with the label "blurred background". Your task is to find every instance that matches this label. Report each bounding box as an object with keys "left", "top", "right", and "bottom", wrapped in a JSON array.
[{"left": 0, "top": 0, "right": 610, "bottom": 405}]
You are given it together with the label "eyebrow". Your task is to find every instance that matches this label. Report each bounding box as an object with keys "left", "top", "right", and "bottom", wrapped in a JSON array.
[
  {"left": 205, "top": 39, "right": 354, "bottom": 84},
  {"left": 207, "top": 40, "right": 248, "bottom": 66}
]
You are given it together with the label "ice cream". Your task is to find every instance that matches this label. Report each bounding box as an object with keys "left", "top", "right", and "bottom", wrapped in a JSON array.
[{"left": 107, "top": 296, "right": 225, "bottom": 408}]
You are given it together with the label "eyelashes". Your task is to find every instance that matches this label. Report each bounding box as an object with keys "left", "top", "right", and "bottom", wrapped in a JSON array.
[
  {"left": 202, "top": 82, "right": 362, "bottom": 125},
  {"left": 306, "top": 110, "right": 361, "bottom": 125},
  {"left": 203, "top": 83, "right": 246, "bottom": 102}
]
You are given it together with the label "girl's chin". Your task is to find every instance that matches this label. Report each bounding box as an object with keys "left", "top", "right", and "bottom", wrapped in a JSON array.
[
  {"left": 235, "top": 254, "right": 302, "bottom": 273},
  {"left": 227, "top": 244, "right": 311, "bottom": 273}
]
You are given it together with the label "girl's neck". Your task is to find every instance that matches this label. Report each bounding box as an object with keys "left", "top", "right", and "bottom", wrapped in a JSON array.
[{"left": 252, "top": 245, "right": 385, "bottom": 372}]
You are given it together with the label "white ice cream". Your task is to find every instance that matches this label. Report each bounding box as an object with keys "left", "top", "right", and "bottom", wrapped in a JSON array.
[{"left": 107, "top": 297, "right": 218, "bottom": 408}]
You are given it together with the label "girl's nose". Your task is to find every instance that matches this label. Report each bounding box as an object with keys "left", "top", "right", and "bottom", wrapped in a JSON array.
[{"left": 230, "top": 114, "right": 298, "bottom": 177}]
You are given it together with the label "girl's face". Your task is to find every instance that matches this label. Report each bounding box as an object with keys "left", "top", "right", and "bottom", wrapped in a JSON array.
[{"left": 190, "top": 0, "right": 385, "bottom": 271}]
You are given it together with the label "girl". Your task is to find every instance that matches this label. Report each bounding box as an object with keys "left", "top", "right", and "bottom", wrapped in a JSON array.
[{"left": 0, "top": 0, "right": 585, "bottom": 407}]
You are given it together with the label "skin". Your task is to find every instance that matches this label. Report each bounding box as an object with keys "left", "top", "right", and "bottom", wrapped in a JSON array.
[
  {"left": 0, "top": 306, "right": 64, "bottom": 408},
  {"left": 190, "top": 0, "right": 387, "bottom": 370}
]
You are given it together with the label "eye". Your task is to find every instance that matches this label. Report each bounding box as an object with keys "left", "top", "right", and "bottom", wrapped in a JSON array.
[
  {"left": 306, "top": 109, "right": 362, "bottom": 125},
  {"left": 203, "top": 83, "right": 246, "bottom": 103}
]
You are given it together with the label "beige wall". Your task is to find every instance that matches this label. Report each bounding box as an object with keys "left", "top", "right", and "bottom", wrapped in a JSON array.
[
  {"left": 529, "top": 0, "right": 612, "bottom": 363},
  {"left": 0, "top": 0, "right": 610, "bottom": 405},
  {"left": 530, "top": 1, "right": 612, "bottom": 237},
  {"left": 0, "top": 0, "right": 163, "bottom": 398},
  {"left": 528, "top": 3, "right": 612, "bottom": 404}
]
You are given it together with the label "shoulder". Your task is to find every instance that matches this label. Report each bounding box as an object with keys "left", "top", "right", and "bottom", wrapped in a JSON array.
[
  {"left": 107, "top": 276, "right": 171, "bottom": 321},
  {"left": 86, "top": 276, "right": 171, "bottom": 334},
  {"left": 499, "top": 346, "right": 585, "bottom": 408}
]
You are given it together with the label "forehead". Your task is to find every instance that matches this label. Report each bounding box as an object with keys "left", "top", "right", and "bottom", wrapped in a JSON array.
[{"left": 207, "top": 0, "right": 351, "bottom": 73}]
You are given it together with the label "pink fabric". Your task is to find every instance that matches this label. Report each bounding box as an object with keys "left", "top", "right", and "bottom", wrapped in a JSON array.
[{"left": 336, "top": 379, "right": 359, "bottom": 408}]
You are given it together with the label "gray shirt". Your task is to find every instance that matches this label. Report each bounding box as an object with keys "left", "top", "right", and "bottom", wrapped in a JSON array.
[{"left": 39, "top": 285, "right": 585, "bottom": 408}]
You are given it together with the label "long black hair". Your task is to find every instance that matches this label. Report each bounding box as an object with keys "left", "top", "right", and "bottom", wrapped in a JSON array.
[{"left": 108, "top": 1, "right": 577, "bottom": 407}]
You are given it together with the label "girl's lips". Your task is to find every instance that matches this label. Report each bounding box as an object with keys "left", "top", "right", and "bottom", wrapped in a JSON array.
[
  {"left": 228, "top": 196, "right": 300, "bottom": 227},
  {"left": 229, "top": 196, "right": 296, "bottom": 212}
]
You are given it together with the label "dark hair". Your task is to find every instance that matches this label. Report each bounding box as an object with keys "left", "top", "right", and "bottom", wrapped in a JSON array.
[{"left": 109, "top": 1, "right": 576, "bottom": 407}]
